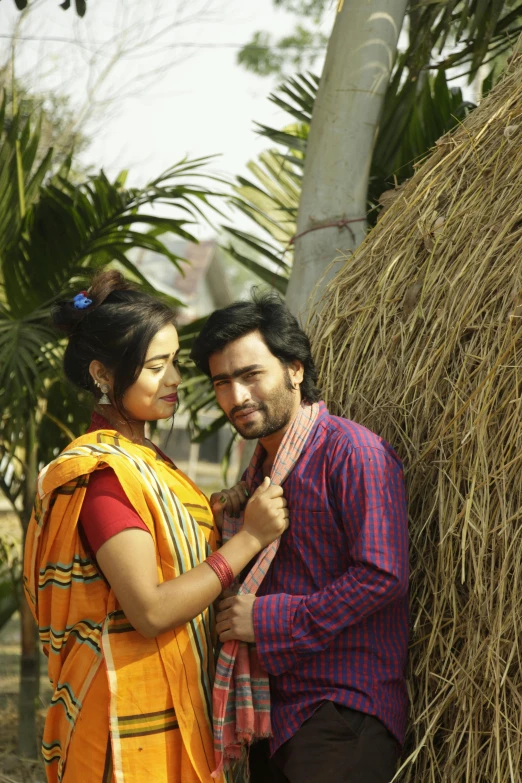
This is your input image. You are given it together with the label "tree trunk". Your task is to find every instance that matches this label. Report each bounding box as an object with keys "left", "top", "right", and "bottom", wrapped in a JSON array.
[
  {"left": 18, "top": 577, "right": 40, "bottom": 758},
  {"left": 286, "top": 0, "right": 409, "bottom": 321},
  {"left": 18, "top": 413, "right": 40, "bottom": 758}
]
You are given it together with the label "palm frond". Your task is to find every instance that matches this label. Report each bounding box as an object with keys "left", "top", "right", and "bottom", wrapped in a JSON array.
[
  {"left": 0, "top": 90, "right": 226, "bottom": 461},
  {"left": 225, "top": 60, "right": 477, "bottom": 289},
  {"left": 0, "top": 304, "right": 59, "bottom": 422},
  {"left": 0, "top": 90, "right": 54, "bottom": 255},
  {"left": 407, "top": 0, "right": 522, "bottom": 79},
  {"left": 2, "top": 159, "right": 224, "bottom": 318},
  {"left": 369, "top": 64, "right": 475, "bottom": 215}
]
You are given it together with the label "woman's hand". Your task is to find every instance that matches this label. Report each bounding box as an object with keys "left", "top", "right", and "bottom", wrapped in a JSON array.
[
  {"left": 210, "top": 481, "right": 249, "bottom": 530},
  {"left": 242, "top": 476, "right": 289, "bottom": 549},
  {"left": 95, "top": 487, "right": 284, "bottom": 639}
]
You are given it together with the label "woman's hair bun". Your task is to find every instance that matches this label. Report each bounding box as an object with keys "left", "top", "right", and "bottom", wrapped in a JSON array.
[
  {"left": 88, "top": 268, "right": 136, "bottom": 306},
  {"left": 52, "top": 269, "right": 136, "bottom": 336}
]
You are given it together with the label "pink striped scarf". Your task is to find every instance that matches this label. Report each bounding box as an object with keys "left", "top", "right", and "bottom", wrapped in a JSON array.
[{"left": 212, "top": 402, "right": 320, "bottom": 777}]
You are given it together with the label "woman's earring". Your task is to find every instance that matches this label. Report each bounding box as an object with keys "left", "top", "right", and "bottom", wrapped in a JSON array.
[{"left": 99, "top": 383, "right": 111, "bottom": 405}]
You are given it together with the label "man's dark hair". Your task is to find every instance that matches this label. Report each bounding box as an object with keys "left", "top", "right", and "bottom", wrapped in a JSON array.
[{"left": 190, "top": 290, "right": 322, "bottom": 404}]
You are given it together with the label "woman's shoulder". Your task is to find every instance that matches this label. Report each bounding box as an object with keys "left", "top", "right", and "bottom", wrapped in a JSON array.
[
  {"left": 38, "top": 430, "right": 139, "bottom": 498},
  {"left": 64, "top": 429, "right": 133, "bottom": 457}
]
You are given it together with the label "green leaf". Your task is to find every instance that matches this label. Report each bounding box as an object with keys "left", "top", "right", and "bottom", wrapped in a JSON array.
[
  {"left": 191, "top": 414, "right": 230, "bottom": 444},
  {"left": 225, "top": 226, "right": 291, "bottom": 272},
  {"left": 224, "top": 244, "right": 288, "bottom": 294}
]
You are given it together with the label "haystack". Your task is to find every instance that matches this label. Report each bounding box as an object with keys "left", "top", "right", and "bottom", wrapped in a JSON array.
[{"left": 309, "top": 45, "right": 522, "bottom": 782}]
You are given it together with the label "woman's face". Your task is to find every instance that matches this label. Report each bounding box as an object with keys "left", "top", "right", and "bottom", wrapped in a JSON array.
[{"left": 122, "top": 323, "right": 182, "bottom": 422}]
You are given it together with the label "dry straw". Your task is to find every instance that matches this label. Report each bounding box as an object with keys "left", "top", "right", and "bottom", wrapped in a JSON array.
[{"left": 310, "top": 43, "right": 522, "bottom": 783}]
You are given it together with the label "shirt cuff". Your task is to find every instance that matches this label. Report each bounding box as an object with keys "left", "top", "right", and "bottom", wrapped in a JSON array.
[{"left": 253, "top": 593, "right": 303, "bottom": 676}]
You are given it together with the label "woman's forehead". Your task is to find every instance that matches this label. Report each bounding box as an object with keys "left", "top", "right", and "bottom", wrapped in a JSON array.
[{"left": 145, "top": 323, "right": 179, "bottom": 358}]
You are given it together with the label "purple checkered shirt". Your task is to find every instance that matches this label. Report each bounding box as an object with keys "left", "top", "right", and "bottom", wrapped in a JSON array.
[{"left": 251, "top": 402, "right": 409, "bottom": 754}]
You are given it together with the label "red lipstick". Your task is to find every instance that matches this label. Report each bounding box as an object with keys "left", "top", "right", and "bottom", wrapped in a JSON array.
[{"left": 161, "top": 393, "right": 178, "bottom": 404}]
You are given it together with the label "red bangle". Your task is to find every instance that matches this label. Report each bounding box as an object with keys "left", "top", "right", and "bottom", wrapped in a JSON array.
[{"left": 205, "top": 552, "right": 235, "bottom": 590}]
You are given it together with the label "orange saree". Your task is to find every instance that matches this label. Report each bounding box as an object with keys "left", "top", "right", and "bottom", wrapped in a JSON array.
[{"left": 23, "top": 427, "right": 225, "bottom": 783}]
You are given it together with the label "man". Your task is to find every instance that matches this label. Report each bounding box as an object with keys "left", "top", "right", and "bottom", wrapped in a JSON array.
[{"left": 190, "top": 292, "right": 409, "bottom": 783}]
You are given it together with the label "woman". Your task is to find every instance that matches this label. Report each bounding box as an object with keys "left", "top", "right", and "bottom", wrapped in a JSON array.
[{"left": 23, "top": 270, "right": 288, "bottom": 783}]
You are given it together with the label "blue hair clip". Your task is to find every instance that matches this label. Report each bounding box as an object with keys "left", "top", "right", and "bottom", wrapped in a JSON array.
[{"left": 73, "top": 291, "right": 92, "bottom": 310}]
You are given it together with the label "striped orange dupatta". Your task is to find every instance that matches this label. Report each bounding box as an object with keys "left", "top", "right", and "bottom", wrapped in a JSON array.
[
  {"left": 212, "top": 403, "right": 319, "bottom": 777},
  {"left": 23, "top": 429, "right": 226, "bottom": 783}
]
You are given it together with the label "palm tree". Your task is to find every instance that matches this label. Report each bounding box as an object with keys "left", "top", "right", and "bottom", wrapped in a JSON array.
[
  {"left": 220, "top": 64, "right": 473, "bottom": 297},
  {"left": 0, "top": 89, "right": 222, "bottom": 756},
  {"left": 288, "top": 0, "right": 522, "bottom": 316}
]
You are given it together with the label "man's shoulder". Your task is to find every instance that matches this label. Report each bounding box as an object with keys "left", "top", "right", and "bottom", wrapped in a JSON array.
[
  {"left": 312, "top": 409, "right": 403, "bottom": 474},
  {"left": 317, "top": 409, "right": 392, "bottom": 454}
]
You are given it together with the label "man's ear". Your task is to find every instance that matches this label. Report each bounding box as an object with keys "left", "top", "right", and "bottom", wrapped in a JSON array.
[{"left": 289, "top": 360, "right": 304, "bottom": 389}]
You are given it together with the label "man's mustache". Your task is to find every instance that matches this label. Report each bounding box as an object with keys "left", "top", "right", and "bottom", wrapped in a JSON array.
[{"left": 229, "top": 403, "right": 265, "bottom": 418}]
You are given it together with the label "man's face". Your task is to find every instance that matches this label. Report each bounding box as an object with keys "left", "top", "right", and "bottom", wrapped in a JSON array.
[{"left": 209, "top": 330, "right": 304, "bottom": 440}]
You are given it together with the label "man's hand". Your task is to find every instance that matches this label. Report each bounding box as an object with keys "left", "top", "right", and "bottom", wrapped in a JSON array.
[
  {"left": 213, "top": 586, "right": 239, "bottom": 613},
  {"left": 216, "top": 594, "right": 256, "bottom": 643}
]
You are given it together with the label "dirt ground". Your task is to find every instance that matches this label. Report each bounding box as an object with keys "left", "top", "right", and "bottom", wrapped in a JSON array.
[{"left": 0, "top": 686, "right": 47, "bottom": 783}]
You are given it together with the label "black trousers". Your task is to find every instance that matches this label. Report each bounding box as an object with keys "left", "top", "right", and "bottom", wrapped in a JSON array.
[{"left": 248, "top": 702, "right": 399, "bottom": 783}]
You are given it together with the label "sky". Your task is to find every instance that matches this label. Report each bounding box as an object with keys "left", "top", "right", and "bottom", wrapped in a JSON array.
[{"left": 0, "top": 0, "right": 334, "bottom": 227}]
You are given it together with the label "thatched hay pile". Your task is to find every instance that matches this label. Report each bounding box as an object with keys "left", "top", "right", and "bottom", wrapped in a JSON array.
[{"left": 310, "top": 46, "right": 522, "bottom": 782}]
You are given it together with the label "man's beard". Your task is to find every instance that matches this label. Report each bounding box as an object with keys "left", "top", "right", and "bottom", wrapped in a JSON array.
[{"left": 228, "top": 372, "right": 296, "bottom": 440}]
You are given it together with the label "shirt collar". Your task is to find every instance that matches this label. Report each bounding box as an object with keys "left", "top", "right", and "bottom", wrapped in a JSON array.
[
  {"left": 250, "top": 400, "right": 328, "bottom": 479},
  {"left": 296, "top": 400, "right": 328, "bottom": 455}
]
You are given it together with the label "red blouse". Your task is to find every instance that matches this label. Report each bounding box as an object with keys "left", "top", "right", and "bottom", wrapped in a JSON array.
[{"left": 79, "top": 413, "right": 171, "bottom": 555}]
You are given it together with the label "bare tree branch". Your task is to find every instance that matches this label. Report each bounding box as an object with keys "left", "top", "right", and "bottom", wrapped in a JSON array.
[{"left": 0, "top": 0, "right": 230, "bottom": 156}]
